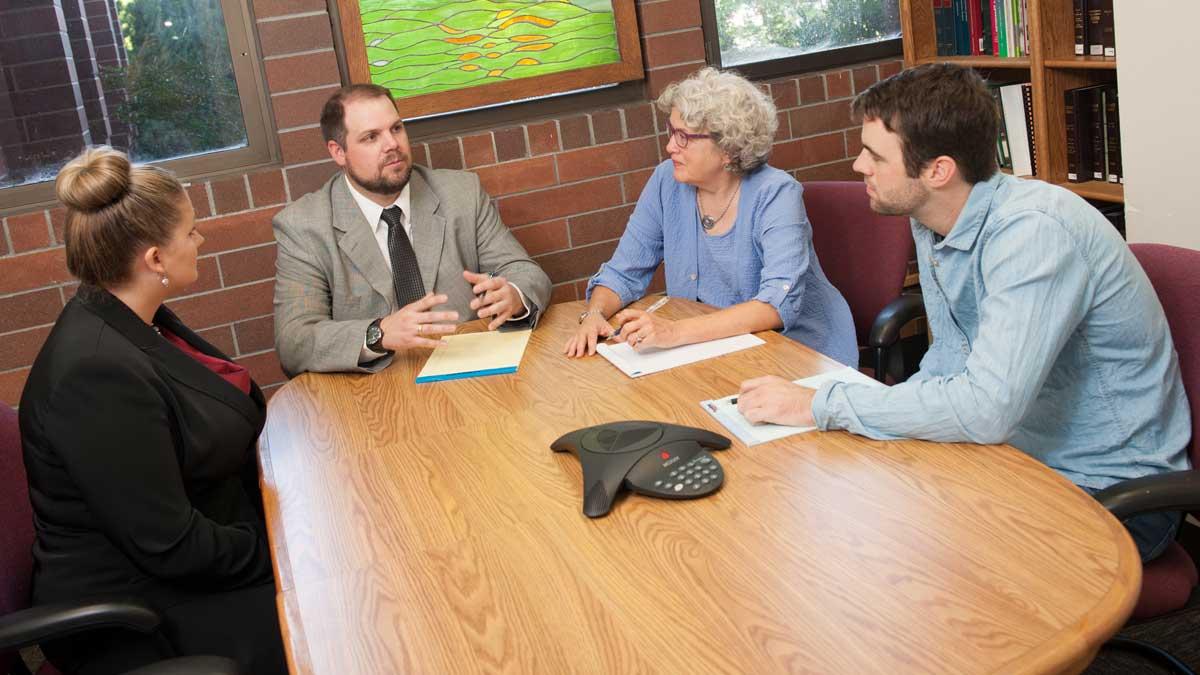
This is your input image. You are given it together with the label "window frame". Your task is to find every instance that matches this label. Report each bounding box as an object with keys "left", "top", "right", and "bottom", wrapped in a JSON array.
[
  {"left": 697, "top": 0, "right": 902, "bottom": 81},
  {"left": 0, "top": 0, "right": 277, "bottom": 217}
]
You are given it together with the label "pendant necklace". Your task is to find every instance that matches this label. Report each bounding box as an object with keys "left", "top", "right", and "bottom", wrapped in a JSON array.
[{"left": 697, "top": 179, "right": 741, "bottom": 231}]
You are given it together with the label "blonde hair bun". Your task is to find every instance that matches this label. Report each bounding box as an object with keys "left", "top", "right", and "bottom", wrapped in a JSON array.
[{"left": 55, "top": 146, "right": 132, "bottom": 213}]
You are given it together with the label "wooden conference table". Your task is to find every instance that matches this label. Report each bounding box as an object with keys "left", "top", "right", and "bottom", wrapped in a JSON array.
[{"left": 258, "top": 298, "right": 1140, "bottom": 674}]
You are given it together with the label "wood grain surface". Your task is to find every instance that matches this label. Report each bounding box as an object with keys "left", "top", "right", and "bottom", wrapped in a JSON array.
[{"left": 259, "top": 298, "right": 1140, "bottom": 674}]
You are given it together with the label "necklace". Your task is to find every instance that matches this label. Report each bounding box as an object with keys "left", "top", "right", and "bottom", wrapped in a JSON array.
[{"left": 697, "top": 179, "right": 741, "bottom": 231}]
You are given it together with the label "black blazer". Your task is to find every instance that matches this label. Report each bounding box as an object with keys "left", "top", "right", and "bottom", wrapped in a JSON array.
[{"left": 19, "top": 285, "right": 274, "bottom": 610}]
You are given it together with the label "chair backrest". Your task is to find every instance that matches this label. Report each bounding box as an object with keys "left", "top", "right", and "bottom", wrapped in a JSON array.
[
  {"left": 0, "top": 405, "right": 34, "bottom": 670},
  {"left": 1130, "top": 244, "right": 1200, "bottom": 467},
  {"left": 803, "top": 181, "right": 915, "bottom": 344}
]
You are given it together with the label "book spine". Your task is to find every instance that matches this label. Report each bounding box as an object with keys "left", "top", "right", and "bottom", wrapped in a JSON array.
[
  {"left": 996, "top": 0, "right": 1008, "bottom": 57},
  {"left": 1074, "top": 0, "right": 1086, "bottom": 55},
  {"left": 980, "top": 0, "right": 992, "bottom": 54},
  {"left": 1088, "top": 2, "right": 1104, "bottom": 55},
  {"left": 1088, "top": 88, "right": 1105, "bottom": 180},
  {"left": 935, "top": 0, "right": 956, "bottom": 55},
  {"left": 1022, "top": 83, "right": 1036, "bottom": 176},
  {"left": 955, "top": 0, "right": 971, "bottom": 56},
  {"left": 1105, "top": 86, "right": 1121, "bottom": 183},
  {"left": 968, "top": 0, "right": 983, "bottom": 55},
  {"left": 1101, "top": 0, "right": 1115, "bottom": 57},
  {"left": 991, "top": 88, "right": 1012, "bottom": 169},
  {"left": 991, "top": 0, "right": 1001, "bottom": 55},
  {"left": 1065, "top": 89, "right": 1080, "bottom": 182}
]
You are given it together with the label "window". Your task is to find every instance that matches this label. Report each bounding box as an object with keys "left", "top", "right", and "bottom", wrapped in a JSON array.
[
  {"left": 700, "top": 0, "right": 902, "bottom": 79},
  {"left": 0, "top": 0, "right": 274, "bottom": 214}
]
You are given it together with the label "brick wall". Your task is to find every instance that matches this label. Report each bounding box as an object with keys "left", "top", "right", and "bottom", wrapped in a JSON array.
[{"left": 0, "top": 0, "right": 901, "bottom": 406}]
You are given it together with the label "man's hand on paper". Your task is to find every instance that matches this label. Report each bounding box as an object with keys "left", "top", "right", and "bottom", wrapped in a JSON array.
[
  {"left": 737, "top": 376, "right": 816, "bottom": 427},
  {"left": 612, "top": 309, "right": 681, "bottom": 351}
]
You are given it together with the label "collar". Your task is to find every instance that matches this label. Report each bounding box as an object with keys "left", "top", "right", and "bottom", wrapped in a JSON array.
[
  {"left": 932, "top": 172, "right": 1005, "bottom": 252},
  {"left": 344, "top": 175, "right": 411, "bottom": 234}
]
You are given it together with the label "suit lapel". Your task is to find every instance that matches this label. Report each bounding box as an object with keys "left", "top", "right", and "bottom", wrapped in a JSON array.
[
  {"left": 331, "top": 175, "right": 397, "bottom": 308},
  {"left": 409, "top": 167, "right": 446, "bottom": 295}
]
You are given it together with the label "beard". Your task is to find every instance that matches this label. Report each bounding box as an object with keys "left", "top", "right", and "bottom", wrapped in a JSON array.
[
  {"left": 347, "top": 155, "right": 412, "bottom": 196},
  {"left": 868, "top": 179, "right": 928, "bottom": 217}
]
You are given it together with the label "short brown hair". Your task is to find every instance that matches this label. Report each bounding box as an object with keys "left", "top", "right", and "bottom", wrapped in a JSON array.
[
  {"left": 320, "top": 84, "right": 396, "bottom": 147},
  {"left": 55, "top": 146, "right": 185, "bottom": 287},
  {"left": 852, "top": 63, "right": 999, "bottom": 184}
]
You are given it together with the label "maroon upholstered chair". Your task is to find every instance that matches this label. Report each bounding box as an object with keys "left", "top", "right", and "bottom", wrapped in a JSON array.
[
  {"left": 803, "top": 181, "right": 925, "bottom": 381},
  {"left": 1097, "top": 244, "right": 1200, "bottom": 622},
  {"left": 0, "top": 405, "right": 240, "bottom": 675}
]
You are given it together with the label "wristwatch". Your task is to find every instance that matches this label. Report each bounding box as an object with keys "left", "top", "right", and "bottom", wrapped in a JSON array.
[{"left": 365, "top": 318, "right": 388, "bottom": 354}]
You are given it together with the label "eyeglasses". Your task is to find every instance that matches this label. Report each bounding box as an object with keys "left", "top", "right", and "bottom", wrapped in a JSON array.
[{"left": 666, "top": 122, "right": 712, "bottom": 149}]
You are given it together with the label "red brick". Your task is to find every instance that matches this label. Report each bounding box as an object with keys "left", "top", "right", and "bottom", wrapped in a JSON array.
[
  {"left": 0, "top": 325, "right": 50, "bottom": 371},
  {"left": 461, "top": 133, "right": 496, "bottom": 168},
  {"left": 272, "top": 85, "right": 340, "bottom": 130},
  {"left": 527, "top": 121, "right": 559, "bottom": 155},
  {"left": 775, "top": 111, "right": 791, "bottom": 142},
  {"left": 474, "top": 155, "right": 557, "bottom": 197},
  {"left": 219, "top": 244, "right": 277, "bottom": 286},
  {"left": 826, "top": 70, "right": 852, "bottom": 99},
  {"left": 534, "top": 241, "right": 619, "bottom": 284},
  {"left": 556, "top": 137, "right": 659, "bottom": 184},
  {"left": 262, "top": 383, "right": 283, "bottom": 401},
  {"left": 286, "top": 161, "right": 339, "bottom": 198},
  {"left": 879, "top": 60, "right": 903, "bottom": 80},
  {"left": 494, "top": 126, "right": 527, "bottom": 162},
  {"left": 428, "top": 138, "right": 464, "bottom": 170},
  {"left": 7, "top": 211, "right": 50, "bottom": 253},
  {"left": 642, "top": 29, "right": 705, "bottom": 70},
  {"left": 638, "top": 0, "right": 702, "bottom": 33},
  {"left": 167, "top": 280, "right": 274, "bottom": 330},
  {"left": 623, "top": 104, "right": 656, "bottom": 138},
  {"left": 646, "top": 63, "right": 701, "bottom": 100},
  {"left": 798, "top": 76, "right": 825, "bottom": 105},
  {"left": 0, "top": 288, "right": 62, "bottom": 333},
  {"left": 622, "top": 169, "right": 656, "bottom": 203},
  {"left": 234, "top": 315, "right": 275, "bottom": 355},
  {"left": 253, "top": 0, "right": 326, "bottom": 19},
  {"left": 238, "top": 351, "right": 286, "bottom": 387},
  {"left": 257, "top": 14, "right": 334, "bottom": 58},
  {"left": 197, "top": 207, "right": 282, "bottom": 254},
  {"left": 846, "top": 129, "right": 864, "bottom": 158},
  {"left": 60, "top": 283, "right": 79, "bottom": 302},
  {"left": 550, "top": 283, "right": 578, "bottom": 305},
  {"left": 511, "top": 220, "right": 568, "bottom": 256},
  {"left": 0, "top": 367, "right": 30, "bottom": 408},
  {"left": 789, "top": 99, "right": 853, "bottom": 138},
  {"left": 410, "top": 143, "right": 430, "bottom": 168},
  {"left": 772, "top": 133, "right": 846, "bottom": 171},
  {"left": 498, "top": 177, "right": 622, "bottom": 226},
  {"left": 167, "top": 256, "right": 221, "bottom": 299},
  {"left": 572, "top": 279, "right": 589, "bottom": 299},
  {"left": 769, "top": 79, "right": 799, "bottom": 110},
  {"left": 249, "top": 170, "right": 287, "bottom": 207},
  {"left": 852, "top": 65, "right": 878, "bottom": 94},
  {"left": 794, "top": 159, "right": 858, "bottom": 182},
  {"left": 559, "top": 116, "right": 591, "bottom": 150},
  {"left": 590, "top": 110, "right": 623, "bottom": 144},
  {"left": 0, "top": 249, "right": 70, "bottom": 295},
  {"left": 197, "top": 325, "right": 237, "bottom": 356},
  {"left": 208, "top": 176, "right": 249, "bottom": 215},
  {"left": 568, "top": 205, "right": 634, "bottom": 247},
  {"left": 279, "top": 126, "right": 327, "bottom": 165},
  {"left": 48, "top": 207, "right": 66, "bottom": 246},
  {"left": 186, "top": 184, "right": 212, "bottom": 220},
  {"left": 264, "top": 51, "right": 340, "bottom": 95}
]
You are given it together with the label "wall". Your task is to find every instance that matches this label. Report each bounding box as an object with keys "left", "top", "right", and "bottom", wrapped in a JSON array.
[
  {"left": 1115, "top": 0, "right": 1200, "bottom": 249},
  {"left": 0, "top": 0, "right": 899, "bottom": 406}
]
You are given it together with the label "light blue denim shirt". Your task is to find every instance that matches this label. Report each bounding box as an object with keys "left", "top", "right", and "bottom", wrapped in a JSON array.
[
  {"left": 812, "top": 172, "right": 1191, "bottom": 489},
  {"left": 588, "top": 160, "right": 858, "bottom": 367}
]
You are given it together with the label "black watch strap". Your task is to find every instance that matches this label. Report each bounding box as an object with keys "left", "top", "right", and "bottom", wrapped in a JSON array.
[{"left": 366, "top": 318, "right": 388, "bottom": 354}]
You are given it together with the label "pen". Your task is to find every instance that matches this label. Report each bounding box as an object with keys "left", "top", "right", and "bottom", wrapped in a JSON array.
[{"left": 611, "top": 296, "right": 670, "bottom": 339}]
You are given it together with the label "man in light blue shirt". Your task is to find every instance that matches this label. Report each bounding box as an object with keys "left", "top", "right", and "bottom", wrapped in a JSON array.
[{"left": 736, "top": 63, "right": 1191, "bottom": 562}]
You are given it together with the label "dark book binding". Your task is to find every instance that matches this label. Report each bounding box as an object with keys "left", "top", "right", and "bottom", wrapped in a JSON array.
[
  {"left": 1087, "top": 87, "right": 1106, "bottom": 180},
  {"left": 1021, "top": 83, "right": 1037, "bottom": 176},
  {"left": 1074, "top": 0, "right": 1087, "bottom": 55},
  {"left": 979, "top": 0, "right": 993, "bottom": 54},
  {"left": 1104, "top": 86, "right": 1121, "bottom": 183},
  {"left": 991, "top": 87, "right": 1012, "bottom": 169},
  {"left": 1087, "top": 3, "right": 1104, "bottom": 55},
  {"left": 935, "top": 0, "right": 957, "bottom": 55},
  {"left": 1101, "top": 0, "right": 1115, "bottom": 57}
]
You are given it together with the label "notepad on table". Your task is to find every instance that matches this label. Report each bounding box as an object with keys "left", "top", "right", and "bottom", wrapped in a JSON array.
[
  {"left": 415, "top": 329, "right": 532, "bottom": 383},
  {"left": 700, "top": 366, "right": 884, "bottom": 446},
  {"left": 595, "top": 333, "right": 765, "bottom": 378}
]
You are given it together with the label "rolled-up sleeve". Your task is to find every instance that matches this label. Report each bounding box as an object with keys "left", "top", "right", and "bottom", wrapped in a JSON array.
[
  {"left": 750, "top": 180, "right": 810, "bottom": 330},
  {"left": 586, "top": 167, "right": 667, "bottom": 304}
]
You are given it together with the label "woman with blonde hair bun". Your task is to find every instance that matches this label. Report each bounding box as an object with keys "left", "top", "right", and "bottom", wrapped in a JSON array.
[
  {"left": 18, "top": 147, "right": 286, "bottom": 674},
  {"left": 564, "top": 67, "right": 856, "bottom": 366}
]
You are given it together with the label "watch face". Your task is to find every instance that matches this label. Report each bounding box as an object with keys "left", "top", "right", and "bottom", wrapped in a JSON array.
[{"left": 367, "top": 323, "right": 383, "bottom": 347}]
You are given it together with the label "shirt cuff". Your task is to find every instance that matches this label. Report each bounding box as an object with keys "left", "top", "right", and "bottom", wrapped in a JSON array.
[
  {"left": 810, "top": 381, "right": 840, "bottom": 430},
  {"left": 359, "top": 335, "right": 388, "bottom": 366},
  {"left": 507, "top": 282, "right": 531, "bottom": 321}
]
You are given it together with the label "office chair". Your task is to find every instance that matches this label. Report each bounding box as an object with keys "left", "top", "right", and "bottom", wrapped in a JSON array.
[
  {"left": 803, "top": 181, "right": 926, "bottom": 382},
  {"left": 1092, "top": 244, "right": 1200, "bottom": 674},
  {"left": 0, "top": 405, "right": 240, "bottom": 675}
]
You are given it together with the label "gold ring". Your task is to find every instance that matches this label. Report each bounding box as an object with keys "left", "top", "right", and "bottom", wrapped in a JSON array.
[{"left": 418, "top": 324, "right": 423, "bottom": 334}]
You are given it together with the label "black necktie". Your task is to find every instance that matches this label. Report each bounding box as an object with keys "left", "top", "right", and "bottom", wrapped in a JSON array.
[{"left": 381, "top": 206, "right": 425, "bottom": 308}]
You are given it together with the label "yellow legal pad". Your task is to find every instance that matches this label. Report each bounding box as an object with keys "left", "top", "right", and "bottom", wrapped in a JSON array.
[{"left": 414, "top": 329, "right": 533, "bottom": 383}]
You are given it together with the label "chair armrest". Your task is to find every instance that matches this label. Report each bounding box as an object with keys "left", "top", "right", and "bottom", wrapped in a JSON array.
[
  {"left": 1093, "top": 470, "right": 1200, "bottom": 521},
  {"left": 0, "top": 597, "right": 162, "bottom": 653},
  {"left": 124, "top": 656, "right": 242, "bottom": 675},
  {"left": 868, "top": 293, "right": 926, "bottom": 349}
]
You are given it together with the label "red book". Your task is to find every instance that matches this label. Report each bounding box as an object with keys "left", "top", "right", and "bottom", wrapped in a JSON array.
[
  {"left": 968, "top": 0, "right": 983, "bottom": 55},
  {"left": 990, "top": 0, "right": 1000, "bottom": 55}
]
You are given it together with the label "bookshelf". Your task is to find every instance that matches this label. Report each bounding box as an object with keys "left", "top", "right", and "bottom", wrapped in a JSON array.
[{"left": 898, "top": 0, "right": 1122, "bottom": 203}]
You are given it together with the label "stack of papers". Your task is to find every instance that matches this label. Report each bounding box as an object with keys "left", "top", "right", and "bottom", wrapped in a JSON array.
[
  {"left": 595, "top": 334, "right": 765, "bottom": 378},
  {"left": 700, "top": 366, "right": 884, "bottom": 446},
  {"left": 415, "top": 329, "right": 532, "bottom": 383}
]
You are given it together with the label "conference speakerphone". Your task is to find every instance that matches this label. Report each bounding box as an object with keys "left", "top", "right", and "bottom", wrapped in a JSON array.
[{"left": 551, "top": 421, "right": 731, "bottom": 518}]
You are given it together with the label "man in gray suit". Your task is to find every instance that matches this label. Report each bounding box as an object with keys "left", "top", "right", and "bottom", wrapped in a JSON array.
[{"left": 272, "top": 84, "right": 552, "bottom": 377}]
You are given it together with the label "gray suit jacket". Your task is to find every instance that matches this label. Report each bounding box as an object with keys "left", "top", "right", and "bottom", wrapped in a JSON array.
[{"left": 272, "top": 166, "right": 551, "bottom": 377}]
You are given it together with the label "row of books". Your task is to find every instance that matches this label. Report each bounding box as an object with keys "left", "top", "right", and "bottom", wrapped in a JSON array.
[
  {"left": 933, "top": 0, "right": 1030, "bottom": 58},
  {"left": 1074, "top": 0, "right": 1116, "bottom": 57},
  {"left": 989, "top": 82, "right": 1036, "bottom": 177},
  {"left": 1065, "top": 84, "right": 1122, "bottom": 184}
]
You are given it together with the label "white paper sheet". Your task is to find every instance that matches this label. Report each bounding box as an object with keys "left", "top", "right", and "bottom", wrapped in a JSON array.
[{"left": 595, "top": 333, "right": 765, "bottom": 378}]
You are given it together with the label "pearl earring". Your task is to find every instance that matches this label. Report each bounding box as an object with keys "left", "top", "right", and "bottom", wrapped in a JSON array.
[{"left": 160, "top": 275, "right": 169, "bottom": 287}]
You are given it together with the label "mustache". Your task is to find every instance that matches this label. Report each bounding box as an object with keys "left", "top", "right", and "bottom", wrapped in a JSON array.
[{"left": 381, "top": 152, "right": 408, "bottom": 166}]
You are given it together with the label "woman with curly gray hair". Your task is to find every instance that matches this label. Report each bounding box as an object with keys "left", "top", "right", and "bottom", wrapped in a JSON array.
[{"left": 564, "top": 68, "right": 857, "bottom": 367}]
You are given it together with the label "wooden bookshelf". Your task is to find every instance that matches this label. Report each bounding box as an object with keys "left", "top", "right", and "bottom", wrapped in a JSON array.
[{"left": 898, "top": 0, "right": 1124, "bottom": 203}]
